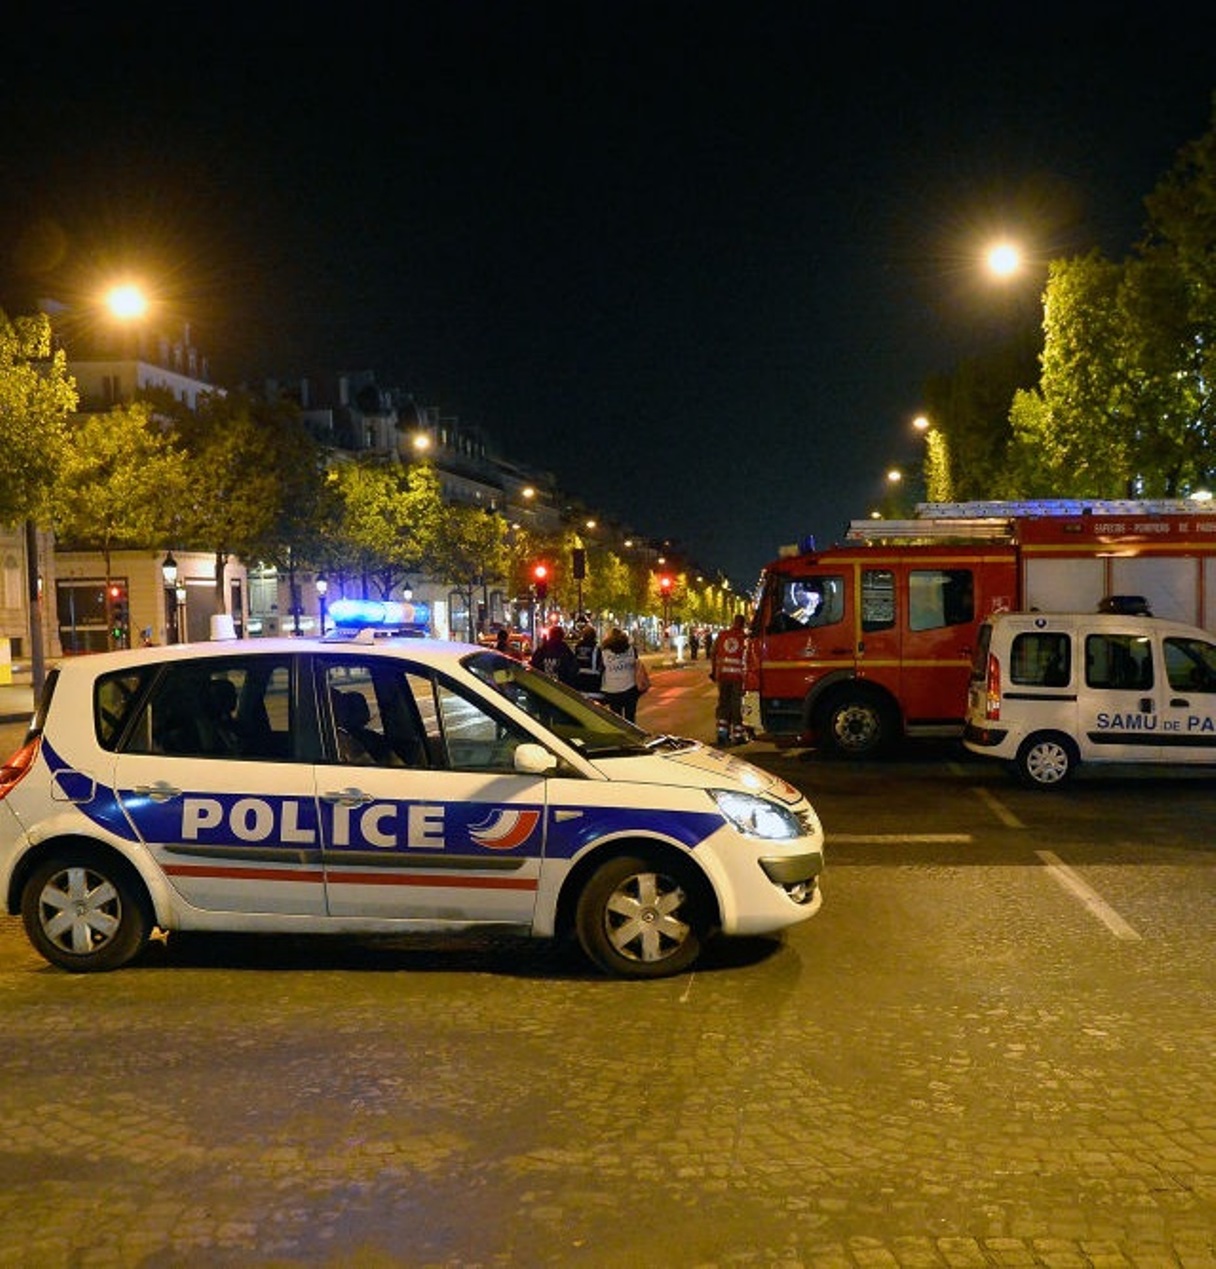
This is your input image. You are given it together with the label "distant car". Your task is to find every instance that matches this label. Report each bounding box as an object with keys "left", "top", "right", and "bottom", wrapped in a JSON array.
[
  {"left": 477, "top": 627, "right": 533, "bottom": 657},
  {"left": 0, "top": 625, "right": 824, "bottom": 977}
]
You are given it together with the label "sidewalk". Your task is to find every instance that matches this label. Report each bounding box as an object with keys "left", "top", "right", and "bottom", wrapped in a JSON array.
[{"left": 0, "top": 663, "right": 34, "bottom": 724}]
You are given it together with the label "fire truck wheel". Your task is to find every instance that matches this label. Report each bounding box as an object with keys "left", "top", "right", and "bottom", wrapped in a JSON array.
[
  {"left": 818, "top": 690, "right": 895, "bottom": 757},
  {"left": 1014, "top": 732, "right": 1078, "bottom": 789}
]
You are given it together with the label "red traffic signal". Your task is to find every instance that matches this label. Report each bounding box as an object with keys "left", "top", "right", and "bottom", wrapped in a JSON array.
[
  {"left": 532, "top": 563, "right": 549, "bottom": 601},
  {"left": 659, "top": 574, "right": 673, "bottom": 594}
]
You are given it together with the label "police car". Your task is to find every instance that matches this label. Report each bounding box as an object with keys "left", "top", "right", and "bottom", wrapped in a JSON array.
[
  {"left": 964, "top": 608, "right": 1216, "bottom": 788},
  {"left": 0, "top": 623, "right": 825, "bottom": 977}
]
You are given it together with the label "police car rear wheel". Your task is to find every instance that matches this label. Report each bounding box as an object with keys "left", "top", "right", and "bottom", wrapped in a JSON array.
[
  {"left": 1015, "top": 732, "right": 1078, "bottom": 789},
  {"left": 575, "top": 855, "right": 707, "bottom": 978},
  {"left": 21, "top": 850, "right": 152, "bottom": 972}
]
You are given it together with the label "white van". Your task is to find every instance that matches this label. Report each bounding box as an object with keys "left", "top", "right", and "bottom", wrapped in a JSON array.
[{"left": 963, "top": 610, "right": 1216, "bottom": 787}]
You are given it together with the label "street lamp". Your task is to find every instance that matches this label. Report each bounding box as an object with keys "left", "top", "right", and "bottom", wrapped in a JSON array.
[
  {"left": 985, "top": 241, "right": 1022, "bottom": 279},
  {"left": 161, "top": 552, "right": 179, "bottom": 643},
  {"left": 315, "top": 574, "right": 328, "bottom": 635}
]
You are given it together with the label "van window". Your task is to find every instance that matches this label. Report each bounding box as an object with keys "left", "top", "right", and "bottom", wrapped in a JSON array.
[
  {"left": 1009, "top": 632, "right": 1070, "bottom": 687},
  {"left": 908, "top": 569, "right": 974, "bottom": 632},
  {"left": 767, "top": 575, "right": 845, "bottom": 633},
  {"left": 1164, "top": 637, "right": 1216, "bottom": 693},
  {"left": 1086, "top": 634, "right": 1154, "bottom": 691}
]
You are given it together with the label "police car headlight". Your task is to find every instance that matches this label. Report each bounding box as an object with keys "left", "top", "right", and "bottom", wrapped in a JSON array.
[{"left": 709, "top": 789, "right": 805, "bottom": 840}]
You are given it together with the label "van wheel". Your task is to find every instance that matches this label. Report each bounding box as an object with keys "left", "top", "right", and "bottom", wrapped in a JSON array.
[
  {"left": 21, "top": 850, "right": 152, "bottom": 972},
  {"left": 1015, "top": 732, "right": 1078, "bottom": 789},
  {"left": 575, "top": 855, "right": 708, "bottom": 978},
  {"left": 819, "top": 691, "right": 895, "bottom": 757}
]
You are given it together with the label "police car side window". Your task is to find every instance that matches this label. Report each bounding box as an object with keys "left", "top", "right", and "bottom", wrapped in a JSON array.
[
  {"left": 95, "top": 668, "right": 156, "bottom": 752},
  {"left": 123, "top": 657, "right": 295, "bottom": 760},
  {"left": 427, "top": 675, "right": 531, "bottom": 773},
  {"left": 322, "top": 659, "right": 427, "bottom": 768}
]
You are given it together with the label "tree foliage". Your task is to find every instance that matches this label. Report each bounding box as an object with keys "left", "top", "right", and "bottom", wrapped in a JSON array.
[
  {"left": 53, "top": 401, "right": 188, "bottom": 563},
  {"left": 0, "top": 311, "right": 77, "bottom": 522},
  {"left": 164, "top": 389, "right": 327, "bottom": 612},
  {"left": 994, "top": 99, "right": 1216, "bottom": 499}
]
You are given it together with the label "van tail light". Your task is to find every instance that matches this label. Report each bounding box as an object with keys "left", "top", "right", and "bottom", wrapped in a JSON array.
[
  {"left": 0, "top": 736, "right": 40, "bottom": 800},
  {"left": 985, "top": 654, "right": 1002, "bottom": 721}
]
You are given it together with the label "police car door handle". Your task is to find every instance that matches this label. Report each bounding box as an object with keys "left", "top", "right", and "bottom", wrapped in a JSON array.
[
  {"left": 321, "top": 787, "right": 375, "bottom": 807},
  {"left": 134, "top": 781, "right": 182, "bottom": 803},
  {"left": 1170, "top": 697, "right": 1190, "bottom": 708}
]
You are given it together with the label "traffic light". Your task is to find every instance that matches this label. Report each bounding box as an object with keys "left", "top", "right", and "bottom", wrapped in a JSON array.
[
  {"left": 108, "top": 583, "right": 129, "bottom": 646},
  {"left": 532, "top": 563, "right": 549, "bottom": 601},
  {"left": 659, "top": 574, "right": 673, "bottom": 596}
]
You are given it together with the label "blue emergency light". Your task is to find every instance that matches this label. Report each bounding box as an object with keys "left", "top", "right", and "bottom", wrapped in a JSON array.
[{"left": 328, "top": 598, "right": 431, "bottom": 631}]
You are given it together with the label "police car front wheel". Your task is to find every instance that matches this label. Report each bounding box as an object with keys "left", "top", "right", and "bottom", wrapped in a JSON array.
[
  {"left": 575, "top": 855, "right": 709, "bottom": 978},
  {"left": 21, "top": 849, "right": 153, "bottom": 972}
]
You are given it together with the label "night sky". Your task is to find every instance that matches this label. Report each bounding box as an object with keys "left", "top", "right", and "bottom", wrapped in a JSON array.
[{"left": 3, "top": 3, "right": 1214, "bottom": 585}]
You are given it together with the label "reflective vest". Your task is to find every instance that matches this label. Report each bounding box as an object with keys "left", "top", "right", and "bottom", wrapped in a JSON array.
[{"left": 714, "top": 630, "right": 746, "bottom": 680}]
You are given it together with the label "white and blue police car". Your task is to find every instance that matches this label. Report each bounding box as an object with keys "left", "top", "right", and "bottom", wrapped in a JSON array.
[{"left": 0, "top": 621, "right": 824, "bottom": 978}]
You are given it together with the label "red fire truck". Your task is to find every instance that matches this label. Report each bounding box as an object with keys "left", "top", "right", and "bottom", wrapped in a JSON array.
[{"left": 745, "top": 499, "right": 1216, "bottom": 755}]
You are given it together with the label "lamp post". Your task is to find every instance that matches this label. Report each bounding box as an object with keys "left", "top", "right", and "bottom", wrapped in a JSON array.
[
  {"left": 315, "top": 574, "right": 328, "bottom": 635},
  {"left": 161, "top": 552, "right": 179, "bottom": 644},
  {"left": 175, "top": 585, "right": 187, "bottom": 641}
]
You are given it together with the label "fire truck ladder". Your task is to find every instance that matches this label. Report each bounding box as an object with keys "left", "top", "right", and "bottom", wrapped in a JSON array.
[{"left": 846, "top": 498, "right": 1216, "bottom": 544}]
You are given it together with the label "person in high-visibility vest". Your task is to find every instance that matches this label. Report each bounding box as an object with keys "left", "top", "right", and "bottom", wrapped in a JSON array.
[{"left": 710, "top": 614, "right": 748, "bottom": 746}]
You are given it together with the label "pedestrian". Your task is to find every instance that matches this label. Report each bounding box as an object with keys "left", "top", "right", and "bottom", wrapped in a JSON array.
[
  {"left": 573, "top": 624, "right": 603, "bottom": 697},
  {"left": 710, "top": 613, "right": 748, "bottom": 746},
  {"left": 704, "top": 629, "right": 715, "bottom": 662},
  {"left": 494, "top": 627, "right": 510, "bottom": 654},
  {"left": 688, "top": 629, "right": 700, "bottom": 661},
  {"left": 599, "top": 627, "right": 643, "bottom": 722},
  {"left": 530, "top": 625, "right": 579, "bottom": 686}
]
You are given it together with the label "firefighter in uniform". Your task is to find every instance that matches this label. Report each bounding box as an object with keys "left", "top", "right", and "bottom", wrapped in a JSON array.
[{"left": 710, "top": 613, "right": 748, "bottom": 746}]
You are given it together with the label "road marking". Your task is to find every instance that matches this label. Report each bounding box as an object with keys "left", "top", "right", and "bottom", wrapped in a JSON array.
[
  {"left": 973, "top": 786, "right": 1026, "bottom": 828},
  {"left": 1036, "top": 850, "right": 1142, "bottom": 942},
  {"left": 830, "top": 833, "right": 973, "bottom": 844}
]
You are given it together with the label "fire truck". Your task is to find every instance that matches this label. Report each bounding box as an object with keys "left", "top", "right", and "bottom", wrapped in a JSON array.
[{"left": 745, "top": 499, "right": 1216, "bottom": 756}]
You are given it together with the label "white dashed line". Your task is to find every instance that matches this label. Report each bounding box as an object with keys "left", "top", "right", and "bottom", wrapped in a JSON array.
[
  {"left": 1036, "top": 849, "right": 1142, "bottom": 941},
  {"left": 973, "top": 786, "right": 1026, "bottom": 828}
]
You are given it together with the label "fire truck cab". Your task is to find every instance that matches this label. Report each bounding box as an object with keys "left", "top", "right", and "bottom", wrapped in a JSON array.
[
  {"left": 748, "top": 538, "right": 1016, "bottom": 755},
  {"left": 747, "top": 500, "right": 1216, "bottom": 756}
]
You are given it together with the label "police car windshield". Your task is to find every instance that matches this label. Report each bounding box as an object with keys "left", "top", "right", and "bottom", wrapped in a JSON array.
[{"left": 463, "top": 651, "right": 651, "bottom": 755}]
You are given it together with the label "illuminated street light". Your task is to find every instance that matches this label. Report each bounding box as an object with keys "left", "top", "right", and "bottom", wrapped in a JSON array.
[
  {"left": 105, "top": 283, "right": 148, "bottom": 320},
  {"left": 986, "top": 241, "right": 1022, "bottom": 279},
  {"left": 912, "top": 414, "right": 931, "bottom": 433},
  {"left": 887, "top": 468, "right": 902, "bottom": 484}
]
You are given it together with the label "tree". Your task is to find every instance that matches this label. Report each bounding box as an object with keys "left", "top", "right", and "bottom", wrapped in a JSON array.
[
  {"left": 170, "top": 390, "right": 324, "bottom": 615},
  {"left": 0, "top": 311, "right": 76, "bottom": 524},
  {"left": 52, "top": 402, "right": 188, "bottom": 647},
  {"left": 432, "top": 504, "right": 510, "bottom": 641},
  {"left": 0, "top": 310, "right": 77, "bottom": 691},
  {"left": 322, "top": 459, "right": 443, "bottom": 599},
  {"left": 996, "top": 100, "right": 1216, "bottom": 500}
]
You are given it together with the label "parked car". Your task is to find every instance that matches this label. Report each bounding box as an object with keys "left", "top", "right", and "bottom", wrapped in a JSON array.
[
  {"left": 0, "top": 627, "right": 824, "bottom": 977},
  {"left": 477, "top": 626, "right": 533, "bottom": 657},
  {"left": 964, "top": 608, "right": 1216, "bottom": 788}
]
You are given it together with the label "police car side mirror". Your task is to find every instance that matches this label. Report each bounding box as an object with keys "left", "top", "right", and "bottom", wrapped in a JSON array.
[{"left": 514, "top": 743, "right": 559, "bottom": 775}]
